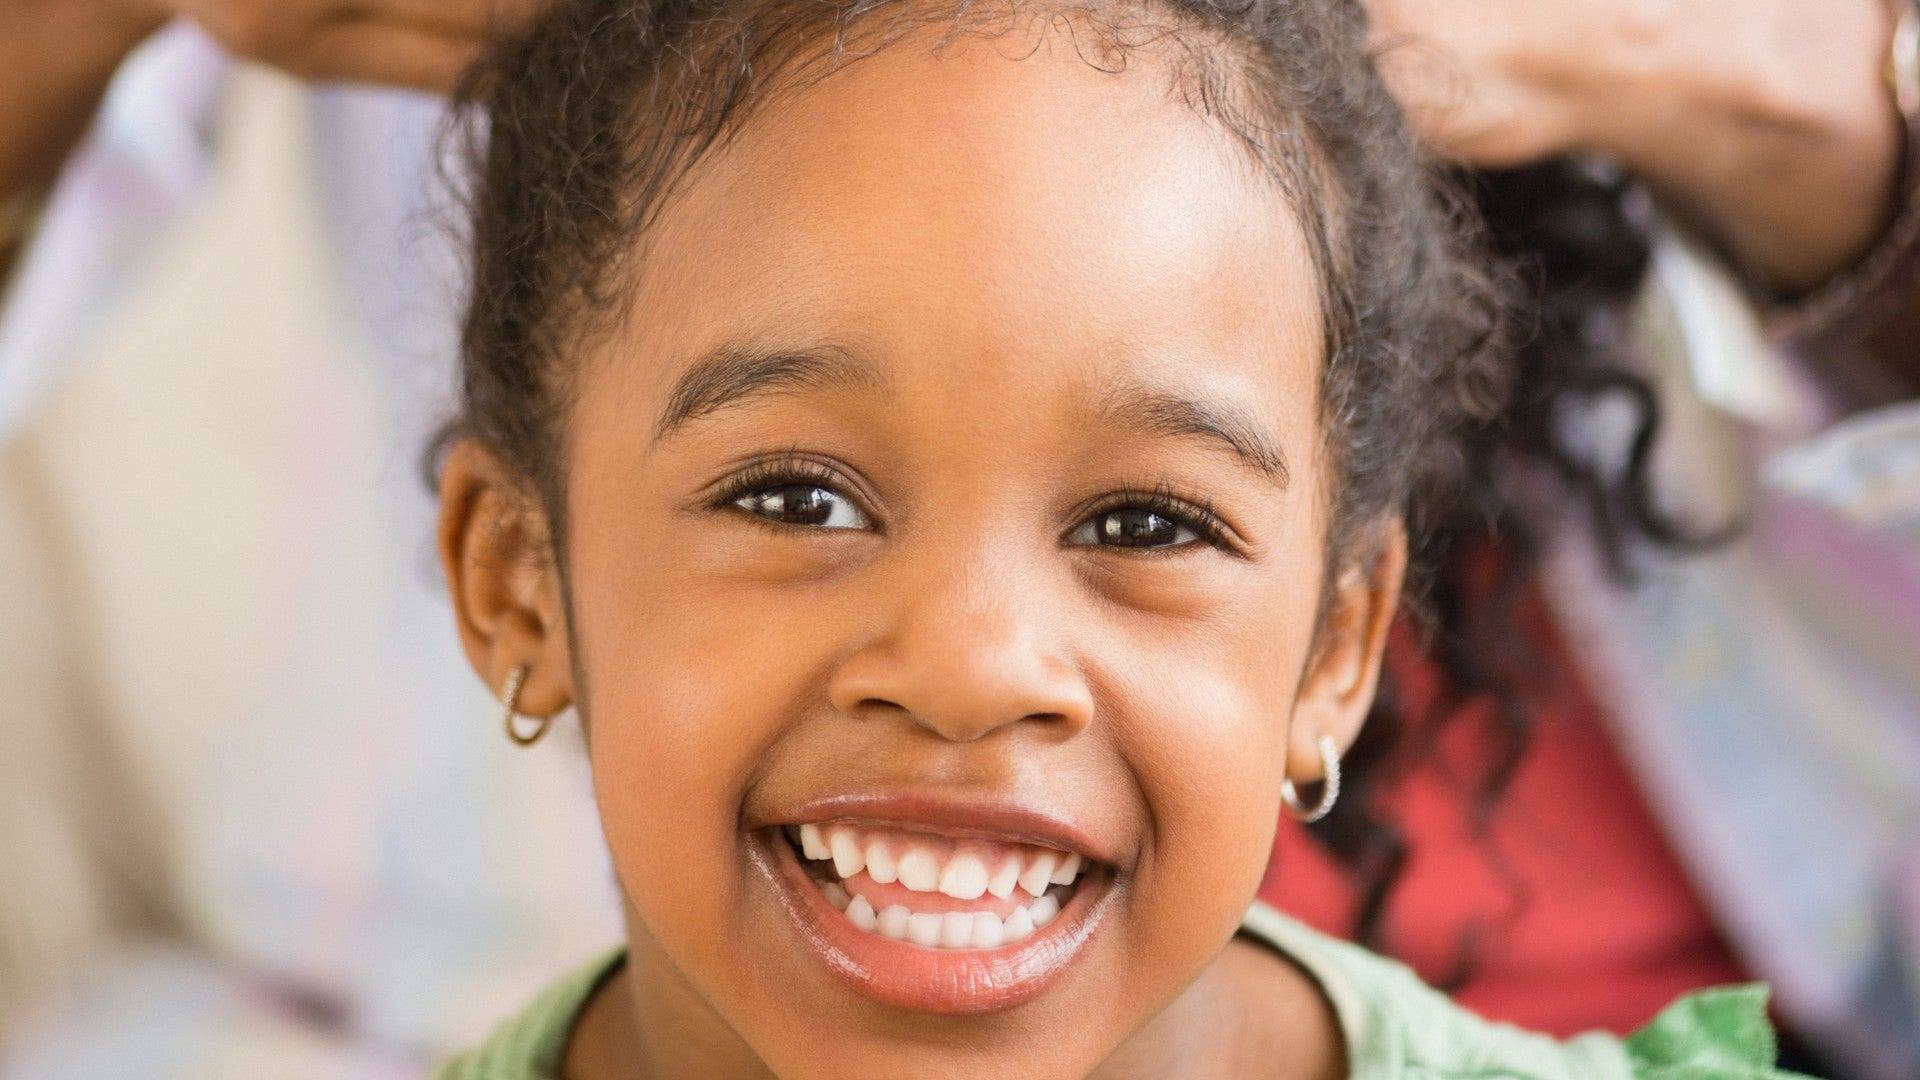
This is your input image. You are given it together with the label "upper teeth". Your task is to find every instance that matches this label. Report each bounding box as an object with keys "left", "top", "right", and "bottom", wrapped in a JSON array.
[{"left": 795, "top": 822, "right": 1086, "bottom": 900}]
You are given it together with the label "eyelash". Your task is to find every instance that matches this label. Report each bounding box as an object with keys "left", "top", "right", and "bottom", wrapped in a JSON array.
[
  {"left": 1080, "top": 484, "right": 1234, "bottom": 553},
  {"left": 707, "top": 453, "right": 860, "bottom": 523},
  {"left": 708, "top": 457, "right": 1234, "bottom": 552}
]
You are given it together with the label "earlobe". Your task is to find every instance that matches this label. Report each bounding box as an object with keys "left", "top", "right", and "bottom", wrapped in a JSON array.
[
  {"left": 1286, "top": 519, "right": 1408, "bottom": 782},
  {"left": 436, "top": 439, "right": 575, "bottom": 722}
]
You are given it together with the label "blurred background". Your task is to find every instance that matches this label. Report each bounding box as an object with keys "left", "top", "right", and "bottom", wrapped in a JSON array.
[{"left": 0, "top": 25, "right": 620, "bottom": 1075}]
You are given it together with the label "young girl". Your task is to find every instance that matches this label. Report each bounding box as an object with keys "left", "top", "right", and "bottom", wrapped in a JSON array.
[{"left": 428, "top": 0, "right": 1804, "bottom": 1075}]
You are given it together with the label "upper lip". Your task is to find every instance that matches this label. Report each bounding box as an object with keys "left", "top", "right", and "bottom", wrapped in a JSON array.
[{"left": 767, "top": 791, "right": 1113, "bottom": 865}]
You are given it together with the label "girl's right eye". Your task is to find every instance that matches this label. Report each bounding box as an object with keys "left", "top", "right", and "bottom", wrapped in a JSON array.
[{"left": 731, "top": 483, "right": 871, "bottom": 530}]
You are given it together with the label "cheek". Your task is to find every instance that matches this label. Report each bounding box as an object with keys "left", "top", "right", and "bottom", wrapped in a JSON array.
[
  {"left": 580, "top": 589, "right": 755, "bottom": 939},
  {"left": 1096, "top": 540, "right": 1322, "bottom": 970},
  {"left": 1115, "top": 502, "right": 1327, "bottom": 871},
  {"left": 1117, "top": 616, "right": 1301, "bottom": 862},
  {"left": 567, "top": 508, "right": 848, "bottom": 950}
]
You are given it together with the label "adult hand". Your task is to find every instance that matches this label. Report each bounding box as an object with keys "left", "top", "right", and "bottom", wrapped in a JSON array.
[
  {"left": 2, "top": 0, "right": 543, "bottom": 273},
  {"left": 1366, "top": 0, "right": 1905, "bottom": 292},
  {"left": 102, "top": 0, "right": 547, "bottom": 92}
]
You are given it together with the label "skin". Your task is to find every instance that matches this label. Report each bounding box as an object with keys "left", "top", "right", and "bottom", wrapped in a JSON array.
[
  {"left": 1366, "top": 0, "right": 1906, "bottom": 292},
  {"left": 438, "top": 25, "right": 1399, "bottom": 1080},
  {"left": 0, "top": 0, "right": 543, "bottom": 275}
]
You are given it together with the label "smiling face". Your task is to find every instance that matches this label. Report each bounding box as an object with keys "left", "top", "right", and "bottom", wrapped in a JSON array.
[{"left": 440, "top": 20, "right": 1402, "bottom": 1080}]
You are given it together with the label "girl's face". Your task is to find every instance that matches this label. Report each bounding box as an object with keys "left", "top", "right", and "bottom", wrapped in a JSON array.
[{"left": 443, "top": 25, "right": 1399, "bottom": 1080}]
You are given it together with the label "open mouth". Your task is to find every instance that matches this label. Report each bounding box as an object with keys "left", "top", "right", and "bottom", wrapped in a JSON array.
[
  {"left": 756, "top": 813, "right": 1113, "bottom": 1013},
  {"left": 784, "top": 822, "right": 1087, "bottom": 949}
]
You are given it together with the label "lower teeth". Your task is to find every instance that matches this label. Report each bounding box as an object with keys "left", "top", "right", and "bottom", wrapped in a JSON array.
[{"left": 815, "top": 876, "right": 1070, "bottom": 950}]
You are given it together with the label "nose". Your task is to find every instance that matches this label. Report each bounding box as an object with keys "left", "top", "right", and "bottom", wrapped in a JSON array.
[{"left": 826, "top": 553, "right": 1094, "bottom": 743}]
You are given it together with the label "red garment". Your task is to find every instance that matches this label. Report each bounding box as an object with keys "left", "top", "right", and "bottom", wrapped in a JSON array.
[{"left": 1259, "top": 591, "right": 1749, "bottom": 1037}]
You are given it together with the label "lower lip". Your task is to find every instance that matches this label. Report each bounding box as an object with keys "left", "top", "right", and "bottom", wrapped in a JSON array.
[{"left": 752, "top": 829, "right": 1113, "bottom": 1014}]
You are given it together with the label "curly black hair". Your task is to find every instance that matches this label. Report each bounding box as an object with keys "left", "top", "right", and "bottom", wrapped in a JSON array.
[{"left": 1317, "top": 159, "right": 1730, "bottom": 962}]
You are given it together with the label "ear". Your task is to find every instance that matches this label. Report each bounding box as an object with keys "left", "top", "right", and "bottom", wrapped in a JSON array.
[
  {"left": 1288, "top": 518, "right": 1407, "bottom": 782},
  {"left": 436, "top": 439, "right": 574, "bottom": 720}
]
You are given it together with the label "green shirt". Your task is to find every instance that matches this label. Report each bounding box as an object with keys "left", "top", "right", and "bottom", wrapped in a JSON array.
[{"left": 435, "top": 902, "right": 1809, "bottom": 1079}]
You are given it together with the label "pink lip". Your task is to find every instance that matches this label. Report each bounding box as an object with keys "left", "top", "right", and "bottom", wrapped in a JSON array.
[{"left": 748, "top": 800, "right": 1117, "bottom": 1014}]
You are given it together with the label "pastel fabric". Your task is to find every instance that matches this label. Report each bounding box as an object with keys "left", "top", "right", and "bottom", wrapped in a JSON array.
[
  {"left": 432, "top": 904, "right": 1811, "bottom": 1080},
  {"left": 1538, "top": 223, "right": 1920, "bottom": 1080},
  {"left": 0, "top": 23, "right": 621, "bottom": 1078}
]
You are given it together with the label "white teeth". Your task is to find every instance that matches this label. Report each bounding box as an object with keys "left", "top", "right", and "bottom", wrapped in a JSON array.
[
  {"left": 970, "top": 911, "right": 1006, "bottom": 948},
  {"left": 807, "top": 826, "right": 1092, "bottom": 950},
  {"left": 896, "top": 848, "right": 942, "bottom": 893},
  {"left": 986, "top": 852, "right": 1022, "bottom": 899},
  {"left": 941, "top": 912, "right": 975, "bottom": 948},
  {"left": 1002, "top": 905, "right": 1034, "bottom": 942},
  {"left": 846, "top": 900, "right": 1041, "bottom": 949},
  {"left": 938, "top": 852, "right": 990, "bottom": 900},
  {"left": 1017, "top": 852, "right": 1059, "bottom": 898},
  {"left": 865, "top": 838, "right": 898, "bottom": 885},
  {"left": 846, "top": 894, "right": 878, "bottom": 932},
  {"left": 1029, "top": 894, "right": 1060, "bottom": 929},
  {"left": 799, "top": 823, "right": 831, "bottom": 861},
  {"left": 1049, "top": 852, "right": 1083, "bottom": 885},
  {"left": 907, "top": 912, "right": 944, "bottom": 947},
  {"left": 833, "top": 895, "right": 1057, "bottom": 948},
  {"left": 877, "top": 904, "right": 912, "bottom": 941},
  {"left": 829, "top": 830, "right": 866, "bottom": 879}
]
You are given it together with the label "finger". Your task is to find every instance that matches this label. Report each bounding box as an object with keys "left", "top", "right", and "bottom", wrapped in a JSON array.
[{"left": 290, "top": 19, "right": 486, "bottom": 91}]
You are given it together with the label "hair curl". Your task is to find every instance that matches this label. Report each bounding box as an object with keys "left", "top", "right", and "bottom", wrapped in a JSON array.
[{"left": 1319, "top": 161, "right": 1729, "bottom": 963}]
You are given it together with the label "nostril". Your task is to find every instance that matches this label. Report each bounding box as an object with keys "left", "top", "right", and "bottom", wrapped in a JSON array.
[{"left": 828, "top": 643, "right": 1094, "bottom": 741}]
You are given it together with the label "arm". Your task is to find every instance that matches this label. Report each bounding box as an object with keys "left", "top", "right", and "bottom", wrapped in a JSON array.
[
  {"left": 1770, "top": 76, "right": 1920, "bottom": 397},
  {"left": 0, "top": 1, "right": 163, "bottom": 274},
  {"left": 1368, "top": 0, "right": 1920, "bottom": 393},
  {"left": 0, "top": 0, "right": 541, "bottom": 282}
]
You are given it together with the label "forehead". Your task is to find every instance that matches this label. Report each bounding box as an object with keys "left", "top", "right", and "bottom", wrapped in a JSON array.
[{"left": 610, "top": 24, "right": 1325, "bottom": 429}]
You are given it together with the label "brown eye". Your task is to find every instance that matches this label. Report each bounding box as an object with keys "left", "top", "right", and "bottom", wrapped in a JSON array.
[
  {"left": 1069, "top": 507, "right": 1200, "bottom": 549},
  {"left": 734, "top": 484, "right": 869, "bottom": 529}
]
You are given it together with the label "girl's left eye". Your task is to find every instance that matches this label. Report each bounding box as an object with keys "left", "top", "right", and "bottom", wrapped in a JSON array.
[
  {"left": 732, "top": 483, "right": 870, "bottom": 529},
  {"left": 1067, "top": 506, "right": 1204, "bottom": 549}
]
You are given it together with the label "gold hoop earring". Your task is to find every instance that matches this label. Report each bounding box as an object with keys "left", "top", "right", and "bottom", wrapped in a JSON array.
[
  {"left": 1281, "top": 733, "right": 1341, "bottom": 823},
  {"left": 499, "top": 665, "right": 550, "bottom": 747}
]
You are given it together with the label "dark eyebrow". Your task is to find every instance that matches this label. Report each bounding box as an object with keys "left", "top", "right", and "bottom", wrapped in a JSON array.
[
  {"left": 652, "top": 344, "right": 884, "bottom": 442},
  {"left": 1095, "top": 382, "right": 1291, "bottom": 488}
]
